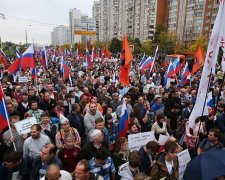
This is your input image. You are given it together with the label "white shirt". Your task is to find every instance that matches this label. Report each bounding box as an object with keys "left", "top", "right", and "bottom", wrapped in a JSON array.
[
  {"left": 40, "top": 170, "right": 72, "bottom": 180},
  {"left": 165, "top": 160, "right": 174, "bottom": 175}
]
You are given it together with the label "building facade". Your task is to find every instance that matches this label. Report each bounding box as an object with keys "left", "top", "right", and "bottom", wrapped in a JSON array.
[{"left": 51, "top": 25, "right": 70, "bottom": 46}]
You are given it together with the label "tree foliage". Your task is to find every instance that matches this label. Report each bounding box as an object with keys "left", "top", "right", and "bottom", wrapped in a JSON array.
[
  {"left": 187, "top": 35, "right": 208, "bottom": 52},
  {"left": 142, "top": 40, "right": 153, "bottom": 55}
]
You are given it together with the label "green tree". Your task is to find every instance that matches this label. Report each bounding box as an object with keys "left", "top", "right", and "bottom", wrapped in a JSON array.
[
  {"left": 187, "top": 35, "right": 208, "bottom": 52},
  {"left": 142, "top": 40, "right": 153, "bottom": 55},
  {"left": 109, "top": 37, "right": 122, "bottom": 53}
]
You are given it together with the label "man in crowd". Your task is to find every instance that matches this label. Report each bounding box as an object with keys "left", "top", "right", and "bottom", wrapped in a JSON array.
[
  {"left": 23, "top": 124, "right": 51, "bottom": 160},
  {"left": 27, "top": 101, "right": 44, "bottom": 122}
]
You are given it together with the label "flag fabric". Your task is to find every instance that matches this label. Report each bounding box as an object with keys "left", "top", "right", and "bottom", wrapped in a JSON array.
[
  {"left": 172, "top": 57, "right": 182, "bottom": 74},
  {"left": 189, "top": 1, "right": 225, "bottom": 129},
  {"left": 150, "top": 45, "right": 159, "bottom": 73},
  {"left": 16, "top": 47, "right": 21, "bottom": 59},
  {"left": 0, "top": 85, "right": 9, "bottom": 131},
  {"left": 164, "top": 62, "right": 175, "bottom": 85},
  {"left": 0, "top": 49, "right": 8, "bottom": 66},
  {"left": 192, "top": 47, "right": 205, "bottom": 75},
  {"left": 60, "top": 58, "right": 70, "bottom": 80},
  {"left": 91, "top": 47, "right": 94, "bottom": 62},
  {"left": 41, "top": 47, "right": 48, "bottom": 70},
  {"left": 69, "top": 74, "right": 73, "bottom": 87},
  {"left": 86, "top": 48, "right": 93, "bottom": 70},
  {"left": 8, "top": 59, "right": 21, "bottom": 75},
  {"left": 20, "top": 45, "right": 35, "bottom": 70},
  {"left": 206, "top": 91, "right": 214, "bottom": 109},
  {"left": 101, "top": 48, "right": 106, "bottom": 62},
  {"left": 119, "top": 101, "right": 129, "bottom": 137},
  {"left": 181, "top": 62, "right": 190, "bottom": 85},
  {"left": 140, "top": 56, "right": 153, "bottom": 72},
  {"left": 139, "top": 53, "right": 147, "bottom": 66},
  {"left": 119, "top": 35, "right": 133, "bottom": 86},
  {"left": 31, "top": 67, "right": 37, "bottom": 79},
  {"left": 106, "top": 49, "right": 111, "bottom": 59}
]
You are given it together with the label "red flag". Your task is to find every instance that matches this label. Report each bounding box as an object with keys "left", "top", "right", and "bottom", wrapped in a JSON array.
[
  {"left": 0, "top": 85, "right": 9, "bottom": 131},
  {"left": 8, "top": 59, "right": 21, "bottom": 74},
  {"left": 119, "top": 35, "right": 133, "bottom": 86},
  {"left": 192, "top": 47, "right": 204, "bottom": 75}
]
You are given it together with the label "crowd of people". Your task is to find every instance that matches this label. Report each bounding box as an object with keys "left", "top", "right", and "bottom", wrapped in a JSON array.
[{"left": 0, "top": 54, "right": 225, "bottom": 180}]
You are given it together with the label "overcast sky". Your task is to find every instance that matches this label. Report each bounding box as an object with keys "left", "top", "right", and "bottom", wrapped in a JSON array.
[{"left": 0, "top": 0, "right": 96, "bottom": 45}]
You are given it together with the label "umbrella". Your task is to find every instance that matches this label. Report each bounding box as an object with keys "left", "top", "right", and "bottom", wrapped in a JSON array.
[{"left": 184, "top": 150, "right": 225, "bottom": 180}]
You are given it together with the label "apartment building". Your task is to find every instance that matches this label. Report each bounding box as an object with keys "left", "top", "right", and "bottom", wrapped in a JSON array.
[{"left": 51, "top": 25, "right": 70, "bottom": 46}]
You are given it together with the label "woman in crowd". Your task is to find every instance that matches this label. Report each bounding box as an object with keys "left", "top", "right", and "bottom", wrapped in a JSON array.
[
  {"left": 151, "top": 113, "right": 169, "bottom": 140},
  {"left": 104, "top": 113, "right": 118, "bottom": 151}
]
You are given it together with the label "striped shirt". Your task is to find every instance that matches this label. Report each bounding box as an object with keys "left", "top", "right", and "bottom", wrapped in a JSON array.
[{"left": 89, "top": 157, "right": 115, "bottom": 180}]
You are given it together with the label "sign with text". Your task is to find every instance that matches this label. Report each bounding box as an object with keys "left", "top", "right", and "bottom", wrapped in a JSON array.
[
  {"left": 128, "top": 131, "right": 156, "bottom": 151},
  {"left": 158, "top": 134, "right": 170, "bottom": 145},
  {"left": 14, "top": 117, "right": 38, "bottom": 135},
  {"left": 18, "top": 76, "right": 29, "bottom": 83},
  {"left": 177, "top": 149, "right": 191, "bottom": 180}
]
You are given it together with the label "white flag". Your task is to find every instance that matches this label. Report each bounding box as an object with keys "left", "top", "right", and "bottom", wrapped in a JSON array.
[
  {"left": 189, "top": 1, "right": 225, "bottom": 128},
  {"left": 150, "top": 45, "right": 159, "bottom": 73}
]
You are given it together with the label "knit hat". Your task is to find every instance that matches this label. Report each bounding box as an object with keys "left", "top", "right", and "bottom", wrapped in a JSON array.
[
  {"left": 89, "top": 129, "right": 102, "bottom": 142},
  {"left": 59, "top": 114, "right": 69, "bottom": 124}
]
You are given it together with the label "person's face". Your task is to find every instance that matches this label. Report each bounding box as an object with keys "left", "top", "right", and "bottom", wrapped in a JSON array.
[
  {"left": 30, "top": 127, "right": 40, "bottom": 139},
  {"left": 91, "top": 97, "right": 97, "bottom": 103},
  {"left": 175, "top": 92, "right": 180, "bottom": 98},
  {"left": 156, "top": 98, "right": 162, "bottom": 104},
  {"left": 95, "top": 122, "right": 105, "bottom": 131},
  {"left": 144, "top": 102, "right": 150, "bottom": 110},
  {"left": 130, "top": 124, "right": 139, "bottom": 133},
  {"left": 22, "top": 95, "right": 28, "bottom": 102},
  {"left": 10, "top": 117, "right": 20, "bottom": 128},
  {"left": 61, "top": 122, "right": 70, "bottom": 131},
  {"left": 46, "top": 169, "right": 61, "bottom": 180},
  {"left": 167, "top": 150, "right": 178, "bottom": 160},
  {"left": 44, "top": 93, "right": 50, "bottom": 101},
  {"left": 159, "top": 118, "right": 164, "bottom": 123},
  {"left": 62, "top": 88, "right": 67, "bottom": 94},
  {"left": 89, "top": 104, "right": 97, "bottom": 114},
  {"left": 29, "top": 90, "right": 35, "bottom": 96},
  {"left": 107, "top": 118, "right": 113, "bottom": 125},
  {"left": 41, "top": 116, "right": 50, "bottom": 124},
  {"left": 107, "top": 107, "right": 113, "bottom": 114},
  {"left": 41, "top": 147, "right": 51, "bottom": 161},
  {"left": 7, "top": 104, "right": 14, "bottom": 113},
  {"left": 208, "top": 132, "right": 217, "bottom": 141},
  {"left": 75, "top": 164, "right": 88, "bottom": 180},
  {"left": 95, "top": 133, "right": 103, "bottom": 143},
  {"left": 138, "top": 97, "right": 144, "bottom": 104},
  {"left": 120, "top": 141, "right": 128, "bottom": 152},
  {"left": 15, "top": 86, "right": 21, "bottom": 92},
  {"left": 65, "top": 139, "right": 75, "bottom": 149},
  {"left": 31, "top": 103, "right": 38, "bottom": 110}
]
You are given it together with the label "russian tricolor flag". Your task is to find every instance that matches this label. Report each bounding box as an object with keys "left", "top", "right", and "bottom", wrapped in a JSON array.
[
  {"left": 8, "top": 59, "right": 21, "bottom": 75},
  {"left": 181, "top": 62, "right": 190, "bottom": 85},
  {"left": 139, "top": 53, "right": 147, "bottom": 66},
  {"left": 119, "top": 101, "right": 129, "bottom": 137},
  {"left": 16, "top": 47, "right": 21, "bottom": 59},
  {"left": 60, "top": 58, "right": 70, "bottom": 80},
  {"left": 0, "top": 49, "right": 8, "bottom": 66},
  {"left": 41, "top": 47, "right": 48, "bottom": 70},
  {"left": 140, "top": 56, "right": 153, "bottom": 72},
  {"left": 20, "top": 45, "right": 35, "bottom": 70},
  {"left": 86, "top": 48, "right": 93, "bottom": 70},
  {"left": 164, "top": 61, "right": 175, "bottom": 85},
  {"left": 172, "top": 57, "right": 182, "bottom": 74},
  {"left": 0, "top": 85, "right": 9, "bottom": 131}
]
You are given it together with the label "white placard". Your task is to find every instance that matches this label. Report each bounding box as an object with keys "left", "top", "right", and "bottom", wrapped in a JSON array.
[
  {"left": 67, "top": 87, "right": 74, "bottom": 93},
  {"left": 128, "top": 131, "right": 156, "bottom": 151},
  {"left": 111, "top": 112, "right": 117, "bottom": 123},
  {"left": 177, "top": 149, "right": 191, "bottom": 180},
  {"left": 18, "top": 76, "right": 29, "bottom": 83},
  {"left": 158, "top": 134, "right": 170, "bottom": 145},
  {"left": 14, "top": 117, "right": 38, "bottom": 135}
]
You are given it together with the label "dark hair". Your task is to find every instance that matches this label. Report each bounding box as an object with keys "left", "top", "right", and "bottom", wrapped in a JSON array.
[
  {"left": 40, "top": 112, "right": 50, "bottom": 118},
  {"left": 31, "top": 124, "right": 42, "bottom": 132},
  {"left": 164, "top": 141, "right": 178, "bottom": 154},
  {"left": 209, "top": 128, "right": 221, "bottom": 139},
  {"left": 156, "top": 113, "right": 164, "bottom": 122},
  {"left": 4, "top": 151, "right": 22, "bottom": 163},
  {"left": 114, "top": 137, "right": 127, "bottom": 153},
  {"left": 95, "top": 147, "right": 110, "bottom": 161},
  {"left": 77, "top": 159, "right": 90, "bottom": 172},
  {"left": 22, "top": 93, "right": 28, "bottom": 96},
  {"left": 30, "top": 101, "right": 38, "bottom": 105},
  {"left": 129, "top": 122, "right": 139, "bottom": 131},
  {"left": 128, "top": 150, "right": 140, "bottom": 168},
  {"left": 72, "top": 103, "right": 79, "bottom": 111},
  {"left": 44, "top": 144, "right": 57, "bottom": 155},
  {"left": 146, "top": 141, "right": 160, "bottom": 153},
  {"left": 95, "top": 117, "right": 104, "bottom": 124},
  {"left": 173, "top": 103, "right": 180, "bottom": 109},
  {"left": 104, "top": 113, "right": 113, "bottom": 129},
  {"left": 65, "top": 94, "right": 71, "bottom": 99},
  {"left": 10, "top": 115, "right": 20, "bottom": 121}
]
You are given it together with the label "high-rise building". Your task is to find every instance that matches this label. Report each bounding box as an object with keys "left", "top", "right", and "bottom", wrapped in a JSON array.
[
  {"left": 93, "top": 0, "right": 167, "bottom": 42},
  {"left": 167, "top": 0, "right": 219, "bottom": 42},
  {"left": 51, "top": 25, "right": 70, "bottom": 46},
  {"left": 69, "top": 8, "right": 96, "bottom": 44}
]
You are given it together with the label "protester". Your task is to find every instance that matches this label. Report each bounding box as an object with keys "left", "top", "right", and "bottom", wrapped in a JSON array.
[
  {"left": 23, "top": 124, "right": 51, "bottom": 160},
  {"left": 150, "top": 141, "right": 179, "bottom": 180},
  {"left": 27, "top": 101, "right": 44, "bottom": 122}
]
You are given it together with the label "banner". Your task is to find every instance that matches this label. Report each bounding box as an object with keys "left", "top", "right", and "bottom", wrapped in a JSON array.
[
  {"left": 189, "top": 1, "right": 225, "bottom": 128},
  {"left": 18, "top": 76, "right": 29, "bottom": 83},
  {"left": 177, "top": 149, "right": 191, "bottom": 180},
  {"left": 14, "top": 117, "right": 37, "bottom": 135},
  {"left": 128, "top": 131, "right": 156, "bottom": 151}
]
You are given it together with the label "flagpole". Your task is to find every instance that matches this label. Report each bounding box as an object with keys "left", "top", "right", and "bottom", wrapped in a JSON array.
[
  {"left": 2, "top": 97, "right": 17, "bottom": 151},
  {"left": 195, "top": 68, "right": 212, "bottom": 148}
]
